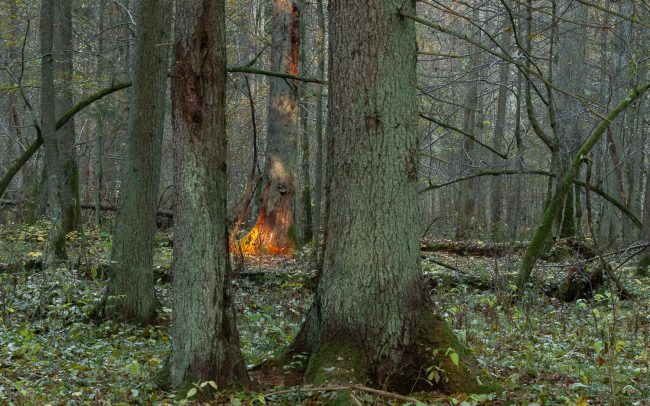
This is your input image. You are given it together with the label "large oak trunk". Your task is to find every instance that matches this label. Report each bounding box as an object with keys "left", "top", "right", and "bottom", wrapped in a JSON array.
[{"left": 291, "top": 0, "right": 492, "bottom": 395}]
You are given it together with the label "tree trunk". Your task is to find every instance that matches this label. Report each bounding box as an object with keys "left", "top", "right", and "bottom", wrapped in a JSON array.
[
  {"left": 553, "top": 1, "right": 587, "bottom": 239},
  {"left": 291, "top": 0, "right": 492, "bottom": 396},
  {"left": 517, "top": 82, "right": 650, "bottom": 290},
  {"left": 41, "top": 0, "right": 67, "bottom": 261},
  {"left": 311, "top": 0, "right": 325, "bottom": 261},
  {"left": 54, "top": 0, "right": 82, "bottom": 234},
  {"left": 455, "top": 23, "right": 481, "bottom": 240},
  {"left": 296, "top": 0, "right": 313, "bottom": 244},
  {"left": 489, "top": 25, "right": 511, "bottom": 241},
  {"left": 638, "top": 162, "right": 650, "bottom": 275},
  {"left": 166, "top": 0, "right": 249, "bottom": 389},
  {"left": 94, "top": 0, "right": 107, "bottom": 226},
  {"left": 92, "top": 0, "right": 172, "bottom": 324},
  {"left": 239, "top": 0, "right": 300, "bottom": 256}
]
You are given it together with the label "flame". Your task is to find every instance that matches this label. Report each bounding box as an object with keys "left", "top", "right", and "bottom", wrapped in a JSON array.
[{"left": 233, "top": 208, "right": 295, "bottom": 257}]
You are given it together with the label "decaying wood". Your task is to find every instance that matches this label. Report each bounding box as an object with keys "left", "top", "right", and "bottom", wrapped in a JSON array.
[{"left": 421, "top": 239, "right": 528, "bottom": 256}]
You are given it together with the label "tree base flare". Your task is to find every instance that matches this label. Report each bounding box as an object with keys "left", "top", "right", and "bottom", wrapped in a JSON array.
[{"left": 289, "top": 310, "right": 499, "bottom": 396}]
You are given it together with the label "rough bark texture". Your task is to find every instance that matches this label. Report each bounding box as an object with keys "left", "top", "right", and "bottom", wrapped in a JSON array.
[
  {"left": 296, "top": 0, "right": 313, "bottom": 244},
  {"left": 40, "top": 0, "right": 67, "bottom": 261},
  {"left": 54, "top": 0, "right": 82, "bottom": 234},
  {"left": 166, "top": 0, "right": 249, "bottom": 389},
  {"left": 239, "top": 0, "right": 300, "bottom": 256},
  {"left": 311, "top": 0, "right": 326, "bottom": 261},
  {"left": 94, "top": 0, "right": 171, "bottom": 324},
  {"left": 291, "top": 0, "right": 492, "bottom": 395}
]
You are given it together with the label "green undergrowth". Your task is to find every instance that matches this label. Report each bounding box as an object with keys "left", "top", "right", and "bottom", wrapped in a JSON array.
[{"left": 0, "top": 218, "right": 649, "bottom": 404}]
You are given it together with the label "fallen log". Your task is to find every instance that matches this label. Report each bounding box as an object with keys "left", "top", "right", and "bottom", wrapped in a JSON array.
[
  {"left": 420, "top": 239, "right": 528, "bottom": 256},
  {"left": 1, "top": 199, "right": 173, "bottom": 218}
]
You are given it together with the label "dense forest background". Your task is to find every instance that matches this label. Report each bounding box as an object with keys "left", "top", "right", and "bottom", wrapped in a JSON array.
[{"left": 0, "top": 0, "right": 649, "bottom": 404}]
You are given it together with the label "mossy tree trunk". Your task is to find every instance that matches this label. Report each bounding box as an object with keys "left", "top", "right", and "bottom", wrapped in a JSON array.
[
  {"left": 239, "top": 0, "right": 300, "bottom": 256},
  {"left": 94, "top": 0, "right": 171, "bottom": 324},
  {"left": 166, "top": 0, "right": 249, "bottom": 388},
  {"left": 517, "top": 82, "right": 650, "bottom": 290},
  {"left": 291, "top": 0, "right": 491, "bottom": 395}
]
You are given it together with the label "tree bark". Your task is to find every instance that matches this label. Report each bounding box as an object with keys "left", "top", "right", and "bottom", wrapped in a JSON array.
[
  {"left": 166, "top": 0, "right": 249, "bottom": 389},
  {"left": 92, "top": 0, "right": 172, "bottom": 324},
  {"left": 489, "top": 22, "right": 511, "bottom": 241},
  {"left": 238, "top": 0, "right": 300, "bottom": 256},
  {"left": 291, "top": 0, "right": 492, "bottom": 395},
  {"left": 40, "top": 0, "right": 67, "bottom": 261},
  {"left": 296, "top": 0, "right": 313, "bottom": 244},
  {"left": 311, "top": 0, "right": 326, "bottom": 261},
  {"left": 54, "top": 0, "right": 82, "bottom": 234},
  {"left": 94, "top": 0, "right": 107, "bottom": 226},
  {"left": 455, "top": 21, "right": 481, "bottom": 240},
  {"left": 552, "top": 1, "right": 588, "bottom": 238}
]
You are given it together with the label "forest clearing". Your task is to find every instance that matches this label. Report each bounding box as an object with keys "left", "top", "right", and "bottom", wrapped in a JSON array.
[{"left": 1, "top": 0, "right": 650, "bottom": 404}]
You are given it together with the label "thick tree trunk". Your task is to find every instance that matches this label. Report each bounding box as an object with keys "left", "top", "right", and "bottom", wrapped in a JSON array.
[
  {"left": 239, "top": 0, "right": 300, "bottom": 256},
  {"left": 54, "top": 0, "right": 82, "bottom": 234},
  {"left": 166, "top": 0, "right": 249, "bottom": 389},
  {"left": 93, "top": 0, "right": 171, "bottom": 324},
  {"left": 41, "top": 0, "right": 67, "bottom": 261},
  {"left": 291, "top": 0, "right": 492, "bottom": 396}
]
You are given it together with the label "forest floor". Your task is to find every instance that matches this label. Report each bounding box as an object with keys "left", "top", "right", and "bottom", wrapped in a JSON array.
[{"left": 0, "top": 216, "right": 649, "bottom": 405}]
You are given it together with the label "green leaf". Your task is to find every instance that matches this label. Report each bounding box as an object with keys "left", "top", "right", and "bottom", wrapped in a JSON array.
[
  {"left": 594, "top": 341, "right": 604, "bottom": 354},
  {"left": 450, "top": 352, "right": 460, "bottom": 366},
  {"left": 186, "top": 387, "right": 197, "bottom": 398},
  {"left": 615, "top": 340, "right": 625, "bottom": 352}
]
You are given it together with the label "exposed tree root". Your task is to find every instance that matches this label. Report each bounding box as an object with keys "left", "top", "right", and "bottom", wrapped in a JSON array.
[{"left": 281, "top": 309, "right": 499, "bottom": 398}]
